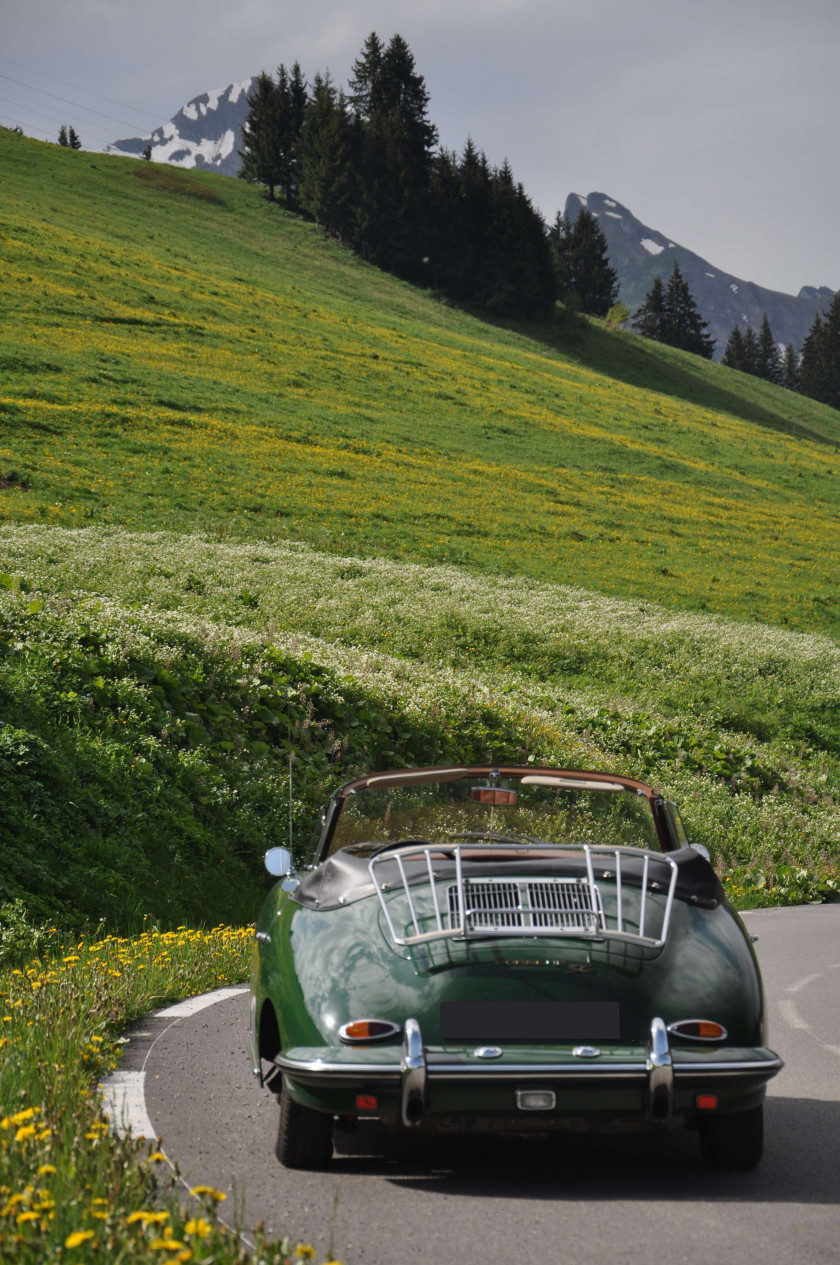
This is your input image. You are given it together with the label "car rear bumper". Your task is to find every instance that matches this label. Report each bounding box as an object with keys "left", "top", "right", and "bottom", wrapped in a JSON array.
[{"left": 272, "top": 1016, "right": 782, "bottom": 1129}]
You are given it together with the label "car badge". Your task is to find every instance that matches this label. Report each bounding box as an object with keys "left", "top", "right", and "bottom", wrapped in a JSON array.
[
  {"left": 573, "top": 1046, "right": 601, "bottom": 1058},
  {"left": 474, "top": 1046, "right": 503, "bottom": 1059}
]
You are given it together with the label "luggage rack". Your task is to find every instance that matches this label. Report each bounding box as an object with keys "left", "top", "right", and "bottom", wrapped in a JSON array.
[{"left": 370, "top": 843, "right": 679, "bottom": 950}]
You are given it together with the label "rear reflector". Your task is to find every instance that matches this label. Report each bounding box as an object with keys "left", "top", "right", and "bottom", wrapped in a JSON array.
[
  {"left": 696, "top": 1095, "right": 718, "bottom": 1110},
  {"left": 339, "top": 1019, "right": 401, "bottom": 1043},
  {"left": 356, "top": 1095, "right": 378, "bottom": 1111},
  {"left": 667, "top": 1019, "right": 727, "bottom": 1042}
]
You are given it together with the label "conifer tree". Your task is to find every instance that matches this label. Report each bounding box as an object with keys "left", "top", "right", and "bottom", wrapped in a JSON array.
[
  {"left": 348, "top": 32, "right": 438, "bottom": 279},
  {"left": 238, "top": 72, "right": 283, "bottom": 199},
  {"left": 348, "top": 32, "right": 385, "bottom": 119},
  {"left": 662, "top": 262, "right": 715, "bottom": 358},
  {"left": 722, "top": 323, "right": 746, "bottom": 370},
  {"left": 297, "top": 73, "right": 356, "bottom": 237},
  {"left": 68, "top": 126, "right": 81, "bottom": 149},
  {"left": 632, "top": 275, "right": 666, "bottom": 341},
  {"left": 798, "top": 312, "right": 826, "bottom": 403},
  {"left": 821, "top": 292, "right": 840, "bottom": 410},
  {"left": 757, "top": 314, "right": 781, "bottom": 384},
  {"left": 556, "top": 208, "right": 618, "bottom": 316},
  {"left": 741, "top": 326, "right": 760, "bottom": 376},
  {"left": 547, "top": 213, "right": 571, "bottom": 302},
  {"left": 273, "top": 62, "right": 308, "bottom": 203},
  {"left": 57, "top": 125, "right": 68, "bottom": 147},
  {"left": 780, "top": 343, "right": 800, "bottom": 392}
]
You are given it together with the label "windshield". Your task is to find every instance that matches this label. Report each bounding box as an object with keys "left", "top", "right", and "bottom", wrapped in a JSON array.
[{"left": 322, "top": 771, "right": 662, "bottom": 858}]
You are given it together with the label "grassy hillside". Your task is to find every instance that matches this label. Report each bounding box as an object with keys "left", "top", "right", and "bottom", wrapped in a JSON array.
[
  {"left": 6, "top": 129, "right": 838, "bottom": 1265},
  {"left": 2, "top": 128, "right": 840, "bottom": 637},
  {"left": 1, "top": 128, "right": 839, "bottom": 927},
  {"left": 2, "top": 527, "right": 838, "bottom": 927}
]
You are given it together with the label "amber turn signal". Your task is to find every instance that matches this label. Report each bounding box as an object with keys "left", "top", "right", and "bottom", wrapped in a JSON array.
[
  {"left": 667, "top": 1019, "right": 727, "bottom": 1042},
  {"left": 339, "top": 1019, "right": 401, "bottom": 1043}
]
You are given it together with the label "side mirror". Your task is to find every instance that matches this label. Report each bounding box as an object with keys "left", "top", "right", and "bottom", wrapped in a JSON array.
[
  {"left": 688, "top": 841, "right": 711, "bottom": 862},
  {"left": 264, "top": 846, "right": 294, "bottom": 877}
]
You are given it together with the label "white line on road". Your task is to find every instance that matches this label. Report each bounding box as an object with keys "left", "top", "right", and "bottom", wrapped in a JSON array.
[
  {"left": 778, "top": 968, "right": 840, "bottom": 1059},
  {"left": 100, "top": 985, "right": 249, "bottom": 1139}
]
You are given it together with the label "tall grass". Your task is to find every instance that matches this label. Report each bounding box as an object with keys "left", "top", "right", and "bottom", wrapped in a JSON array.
[{"left": 0, "top": 923, "right": 341, "bottom": 1263}]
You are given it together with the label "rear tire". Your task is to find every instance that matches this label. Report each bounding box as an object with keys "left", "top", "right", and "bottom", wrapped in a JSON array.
[
  {"left": 699, "top": 1104, "right": 763, "bottom": 1170},
  {"left": 276, "top": 1081, "right": 334, "bottom": 1170}
]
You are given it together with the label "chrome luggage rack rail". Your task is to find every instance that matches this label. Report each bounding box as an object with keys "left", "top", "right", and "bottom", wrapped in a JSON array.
[{"left": 370, "top": 844, "right": 679, "bottom": 949}]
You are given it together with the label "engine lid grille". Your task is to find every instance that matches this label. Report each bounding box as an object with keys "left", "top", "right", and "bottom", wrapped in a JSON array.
[{"left": 448, "top": 877, "right": 601, "bottom": 934}]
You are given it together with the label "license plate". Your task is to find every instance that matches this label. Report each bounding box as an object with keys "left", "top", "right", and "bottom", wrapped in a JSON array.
[{"left": 440, "top": 1000, "right": 619, "bottom": 1041}]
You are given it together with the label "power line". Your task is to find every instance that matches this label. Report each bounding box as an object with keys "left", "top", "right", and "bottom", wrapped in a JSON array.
[
  {"left": 0, "top": 72, "right": 150, "bottom": 133},
  {"left": 0, "top": 112, "right": 50, "bottom": 141},
  {"left": 0, "top": 54, "right": 162, "bottom": 126},
  {"left": 0, "top": 89, "right": 115, "bottom": 145}
]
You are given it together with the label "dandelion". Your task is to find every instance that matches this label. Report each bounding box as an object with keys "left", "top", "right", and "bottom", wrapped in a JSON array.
[
  {"left": 127, "top": 1210, "right": 169, "bottom": 1225},
  {"left": 184, "top": 1217, "right": 211, "bottom": 1237},
  {"left": 65, "top": 1230, "right": 96, "bottom": 1248},
  {"left": 189, "top": 1184, "right": 226, "bottom": 1201}
]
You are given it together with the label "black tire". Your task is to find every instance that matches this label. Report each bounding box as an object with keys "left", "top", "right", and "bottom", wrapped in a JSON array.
[
  {"left": 276, "top": 1081, "right": 334, "bottom": 1170},
  {"left": 699, "top": 1104, "right": 763, "bottom": 1170}
]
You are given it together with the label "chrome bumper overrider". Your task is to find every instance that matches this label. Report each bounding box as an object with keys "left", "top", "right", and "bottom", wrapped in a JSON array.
[{"left": 274, "top": 1017, "right": 783, "bottom": 1102}]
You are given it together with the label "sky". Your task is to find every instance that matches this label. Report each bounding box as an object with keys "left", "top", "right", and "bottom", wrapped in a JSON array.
[{"left": 2, "top": 0, "right": 838, "bottom": 297}]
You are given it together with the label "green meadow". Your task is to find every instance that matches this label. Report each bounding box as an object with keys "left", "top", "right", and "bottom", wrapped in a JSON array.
[{"left": 2, "top": 128, "right": 840, "bottom": 635}]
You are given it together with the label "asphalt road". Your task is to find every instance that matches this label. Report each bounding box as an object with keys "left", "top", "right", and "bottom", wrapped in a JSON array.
[{"left": 130, "top": 905, "right": 840, "bottom": 1265}]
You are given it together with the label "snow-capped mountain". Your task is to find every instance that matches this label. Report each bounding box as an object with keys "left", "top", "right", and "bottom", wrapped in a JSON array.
[
  {"left": 105, "top": 78, "right": 255, "bottom": 175},
  {"left": 566, "top": 192, "right": 834, "bottom": 357}
]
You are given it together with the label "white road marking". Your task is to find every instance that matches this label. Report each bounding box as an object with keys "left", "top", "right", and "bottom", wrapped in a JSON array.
[
  {"left": 777, "top": 967, "right": 840, "bottom": 1059},
  {"left": 101, "top": 1070, "right": 157, "bottom": 1141},
  {"left": 788, "top": 973, "right": 821, "bottom": 994},
  {"left": 155, "top": 987, "right": 248, "bottom": 1019},
  {"left": 100, "top": 985, "right": 248, "bottom": 1139}
]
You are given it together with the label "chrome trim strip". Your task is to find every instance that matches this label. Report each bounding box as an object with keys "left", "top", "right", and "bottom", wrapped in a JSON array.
[{"left": 275, "top": 1055, "right": 783, "bottom": 1080}]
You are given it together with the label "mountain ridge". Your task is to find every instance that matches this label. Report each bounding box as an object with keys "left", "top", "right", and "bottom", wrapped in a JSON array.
[
  {"left": 106, "top": 77, "right": 254, "bottom": 175},
  {"left": 565, "top": 191, "right": 834, "bottom": 357}
]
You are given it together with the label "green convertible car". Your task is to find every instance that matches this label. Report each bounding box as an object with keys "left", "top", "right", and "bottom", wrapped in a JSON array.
[{"left": 249, "top": 765, "right": 782, "bottom": 1170}]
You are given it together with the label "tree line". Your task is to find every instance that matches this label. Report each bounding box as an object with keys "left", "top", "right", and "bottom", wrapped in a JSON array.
[
  {"left": 239, "top": 29, "right": 840, "bottom": 407},
  {"left": 720, "top": 298, "right": 840, "bottom": 410},
  {"left": 239, "top": 33, "right": 620, "bottom": 320}
]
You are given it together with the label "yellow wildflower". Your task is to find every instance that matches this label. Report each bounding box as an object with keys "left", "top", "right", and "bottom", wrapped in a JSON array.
[
  {"left": 2, "top": 1107, "right": 37, "bottom": 1128},
  {"left": 189, "top": 1184, "right": 226, "bottom": 1201},
  {"left": 184, "top": 1217, "right": 211, "bottom": 1237},
  {"left": 65, "top": 1230, "right": 96, "bottom": 1248}
]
